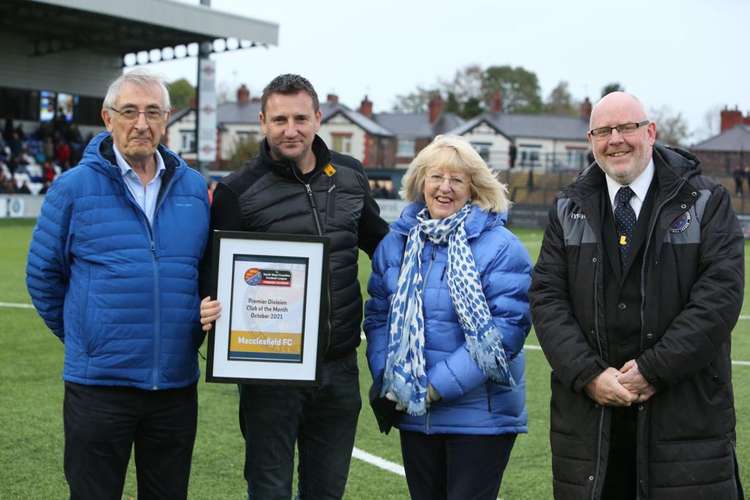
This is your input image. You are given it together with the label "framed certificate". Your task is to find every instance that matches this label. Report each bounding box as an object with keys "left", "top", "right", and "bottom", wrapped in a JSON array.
[{"left": 206, "top": 231, "right": 329, "bottom": 385}]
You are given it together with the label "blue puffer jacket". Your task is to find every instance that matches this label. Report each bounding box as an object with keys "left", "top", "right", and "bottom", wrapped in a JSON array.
[
  {"left": 364, "top": 202, "right": 532, "bottom": 434},
  {"left": 26, "top": 132, "right": 209, "bottom": 390}
]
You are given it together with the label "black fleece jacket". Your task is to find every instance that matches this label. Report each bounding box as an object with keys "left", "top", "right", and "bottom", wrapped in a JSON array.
[{"left": 201, "top": 136, "right": 388, "bottom": 359}]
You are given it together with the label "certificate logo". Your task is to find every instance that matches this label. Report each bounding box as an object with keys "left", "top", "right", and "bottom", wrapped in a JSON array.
[
  {"left": 244, "top": 268, "right": 292, "bottom": 287},
  {"left": 244, "top": 268, "right": 263, "bottom": 286}
]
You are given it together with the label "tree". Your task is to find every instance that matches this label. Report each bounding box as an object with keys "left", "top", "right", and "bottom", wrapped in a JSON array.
[
  {"left": 544, "top": 81, "right": 578, "bottom": 116},
  {"left": 440, "top": 65, "right": 483, "bottom": 104},
  {"left": 225, "top": 134, "right": 260, "bottom": 170},
  {"left": 392, "top": 86, "right": 434, "bottom": 113},
  {"left": 167, "top": 78, "right": 195, "bottom": 110},
  {"left": 481, "top": 65, "right": 543, "bottom": 114},
  {"left": 601, "top": 82, "right": 624, "bottom": 98},
  {"left": 650, "top": 106, "right": 689, "bottom": 147},
  {"left": 693, "top": 104, "right": 722, "bottom": 142}
]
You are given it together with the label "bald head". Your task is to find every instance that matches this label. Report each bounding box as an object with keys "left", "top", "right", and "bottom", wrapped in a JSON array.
[
  {"left": 589, "top": 92, "right": 648, "bottom": 130},
  {"left": 588, "top": 91, "right": 657, "bottom": 185}
]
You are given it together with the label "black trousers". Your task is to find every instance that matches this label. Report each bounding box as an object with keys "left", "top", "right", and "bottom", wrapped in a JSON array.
[
  {"left": 399, "top": 430, "right": 516, "bottom": 500},
  {"left": 63, "top": 381, "right": 197, "bottom": 500},
  {"left": 601, "top": 406, "right": 638, "bottom": 500},
  {"left": 239, "top": 352, "right": 362, "bottom": 500}
]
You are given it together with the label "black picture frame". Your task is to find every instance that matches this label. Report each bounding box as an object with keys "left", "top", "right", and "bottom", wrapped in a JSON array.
[{"left": 205, "top": 230, "right": 329, "bottom": 385}]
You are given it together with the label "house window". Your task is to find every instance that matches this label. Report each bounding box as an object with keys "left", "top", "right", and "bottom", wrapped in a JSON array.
[
  {"left": 331, "top": 133, "right": 352, "bottom": 153},
  {"left": 471, "top": 142, "right": 492, "bottom": 163},
  {"left": 519, "top": 144, "right": 542, "bottom": 167},
  {"left": 180, "top": 131, "right": 195, "bottom": 153},
  {"left": 397, "top": 139, "right": 415, "bottom": 157},
  {"left": 236, "top": 131, "right": 258, "bottom": 144}
]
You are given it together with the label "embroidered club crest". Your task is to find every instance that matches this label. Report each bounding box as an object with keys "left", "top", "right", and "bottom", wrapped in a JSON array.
[
  {"left": 323, "top": 164, "right": 336, "bottom": 177},
  {"left": 669, "top": 211, "right": 691, "bottom": 233}
]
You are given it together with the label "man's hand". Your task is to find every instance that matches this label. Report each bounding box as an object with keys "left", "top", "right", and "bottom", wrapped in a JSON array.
[
  {"left": 584, "top": 367, "right": 638, "bottom": 406},
  {"left": 200, "top": 296, "right": 222, "bottom": 332},
  {"left": 618, "top": 359, "right": 657, "bottom": 402}
]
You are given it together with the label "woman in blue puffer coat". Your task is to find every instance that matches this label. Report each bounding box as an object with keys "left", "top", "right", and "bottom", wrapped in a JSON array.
[{"left": 364, "top": 135, "right": 532, "bottom": 500}]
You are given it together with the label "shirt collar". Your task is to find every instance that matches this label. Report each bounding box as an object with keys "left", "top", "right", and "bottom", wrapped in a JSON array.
[
  {"left": 112, "top": 143, "right": 166, "bottom": 180},
  {"left": 605, "top": 159, "right": 654, "bottom": 207}
]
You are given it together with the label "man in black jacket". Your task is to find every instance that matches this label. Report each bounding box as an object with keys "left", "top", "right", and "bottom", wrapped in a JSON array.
[
  {"left": 530, "top": 92, "right": 744, "bottom": 500},
  {"left": 200, "top": 74, "right": 388, "bottom": 500}
]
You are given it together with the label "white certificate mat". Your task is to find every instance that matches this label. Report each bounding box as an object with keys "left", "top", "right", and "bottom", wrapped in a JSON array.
[{"left": 207, "top": 231, "right": 328, "bottom": 385}]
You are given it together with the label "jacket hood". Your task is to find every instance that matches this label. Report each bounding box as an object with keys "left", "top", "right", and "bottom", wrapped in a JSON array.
[
  {"left": 259, "top": 135, "right": 332, "bottom": 181},
  {"left": 391, "top": 202, "right": 507, "bottom": 239},
  {"left": 566, "top": 142, "right": 700, "bottom": 200},
  {"left": 81, "top": 131, "right": 185, "bottom": 180}
]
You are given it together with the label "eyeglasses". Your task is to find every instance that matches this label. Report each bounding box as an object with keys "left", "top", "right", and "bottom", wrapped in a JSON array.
[
  {"left": 108, "top": 106, "right": 167, "bottom": 123},
  {"left": 589, "top": 120, "right": 650, "bottom": 139},
  {"left": 426, "top": 173, "right": 467, "bottom": 188}
]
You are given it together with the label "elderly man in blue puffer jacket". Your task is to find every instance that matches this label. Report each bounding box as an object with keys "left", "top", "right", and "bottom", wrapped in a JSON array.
[{"left": 26, "top": 69, "right": 209, "bottom": 500}]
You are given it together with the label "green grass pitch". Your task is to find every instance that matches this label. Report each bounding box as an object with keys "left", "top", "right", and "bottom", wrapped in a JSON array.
[{"left": 1, "top": 219, "right": 748, "bottom": 499}]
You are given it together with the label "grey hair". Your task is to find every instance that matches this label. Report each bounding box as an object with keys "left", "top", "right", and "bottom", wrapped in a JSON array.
[{"left": 102, "top": 69, "right": 171, "bottom": 111}]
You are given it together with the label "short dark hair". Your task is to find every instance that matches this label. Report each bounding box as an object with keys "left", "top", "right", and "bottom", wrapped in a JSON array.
[{"left": 261, "top": 74, "right": 320, "bottom": 114}]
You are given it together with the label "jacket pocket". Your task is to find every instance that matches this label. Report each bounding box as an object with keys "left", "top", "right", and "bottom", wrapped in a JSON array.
[{"left": 325, "top": 182, "right": 337, "bottom": 227}]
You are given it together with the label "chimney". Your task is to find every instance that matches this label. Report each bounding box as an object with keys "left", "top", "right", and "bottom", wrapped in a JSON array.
[
  {"left": 428, "top": 93, "right": 444, "bottom": 124},
  {"left": 490, "top": 90, "right": 503, "bottom": 113},
  {"left": 721, "top": 106, "right": 743, "bottom": 132},
  {"left": 327, "top": 94, "right": 339, "bottom": 105},
  {"left": 237, "top": 84, "right": 250, "bottom": 104},
  {"left": 359, "top": 95, "right": 373, "bottom": 118},
  {"left": 580, "top": 97, "right": 592, "bottom": 121}
]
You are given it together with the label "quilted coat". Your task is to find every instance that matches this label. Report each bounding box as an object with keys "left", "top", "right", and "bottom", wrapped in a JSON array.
[{"left": 26, "top": 132, "right": 209, "bottom": 390}]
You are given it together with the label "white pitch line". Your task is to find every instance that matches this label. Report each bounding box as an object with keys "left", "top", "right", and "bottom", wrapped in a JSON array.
[
  {"left": 0, "top": 302, "right": 34, "bottom": 309},
  {"left": 352, "top": 447, "right": 405, "bottom": 476}
]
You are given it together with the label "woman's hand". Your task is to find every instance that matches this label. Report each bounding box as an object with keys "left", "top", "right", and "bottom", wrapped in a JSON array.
[{"left": 200, "top": 296, "right": 222, "bottom": 332}]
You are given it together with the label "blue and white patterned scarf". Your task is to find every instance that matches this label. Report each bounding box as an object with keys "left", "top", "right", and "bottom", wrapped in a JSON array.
[{"left": 381, "top": 204, "right": 514, "bottom": 416}]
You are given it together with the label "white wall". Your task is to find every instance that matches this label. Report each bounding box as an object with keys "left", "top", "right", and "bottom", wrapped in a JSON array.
[
  {"left": 318, "top": 114, "right": 366, "bottom": 161},
  {"left": 0, "top": 32, "right": 120, "bottom": 97},
  {"left": 220, "top": 123, "right": 262, "bottom": 160},
  {"left": 460, "top": 122, "right": 511, "bottom": 170}
]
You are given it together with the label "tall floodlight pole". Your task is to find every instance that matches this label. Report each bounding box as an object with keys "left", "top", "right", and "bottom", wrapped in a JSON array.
[{"left": 195, "top": 0, "right": 217, "bottom": 174}]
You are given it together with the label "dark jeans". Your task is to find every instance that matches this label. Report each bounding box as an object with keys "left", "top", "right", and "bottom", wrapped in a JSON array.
[
  {"left": 399, "top": 430, "right": 517, "bottom": 500},
  {"left": 602, "top": 406, "right": 638, "bottom": 500},
  {"left": 63, "top": 381, "right": 197, "bottom": 500},
  {"left": 239, "top": 352, "right": 362, "bottom": 500}
]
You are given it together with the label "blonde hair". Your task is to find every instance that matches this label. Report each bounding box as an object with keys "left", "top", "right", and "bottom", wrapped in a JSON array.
[{"left": 400, "top": 135, "right": 510, "bottom": 213}]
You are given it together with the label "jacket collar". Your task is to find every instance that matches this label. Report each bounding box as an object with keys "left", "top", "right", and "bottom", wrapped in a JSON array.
[
  {"left": 259, "top": 135, "right": 332, "bottom": 181},
  {"left": 564, "top": 143, "right": 699, "bottom": 208},
  {"left": 82, "top": 132, "right": 181, "bottom": 182}
]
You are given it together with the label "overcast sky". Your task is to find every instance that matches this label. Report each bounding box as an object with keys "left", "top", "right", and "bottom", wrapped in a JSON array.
[{"left": 144, "top": 0, "right": 749, "bottom": 143}]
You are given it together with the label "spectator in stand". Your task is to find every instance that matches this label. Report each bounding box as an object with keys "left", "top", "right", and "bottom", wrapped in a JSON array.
[
  {"left": 55, "top": 140, "right": 71, "bottom": 169},
  {"left": 43, "top": 137, "right": 54, "bottom": 161},
  {"left": 42, "top": 160, "right": 57, "bottom": 185},
  {"left": 8, "top": 131, "right": 22, "bottom": 159}
]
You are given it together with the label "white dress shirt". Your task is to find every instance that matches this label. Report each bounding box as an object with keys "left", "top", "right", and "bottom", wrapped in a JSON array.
[
  {"left": 604, "top": 159, "right": 655, "bottom": 220},
  {"left": 113, "top": 144, "right": 166, "bottom": 227}
]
